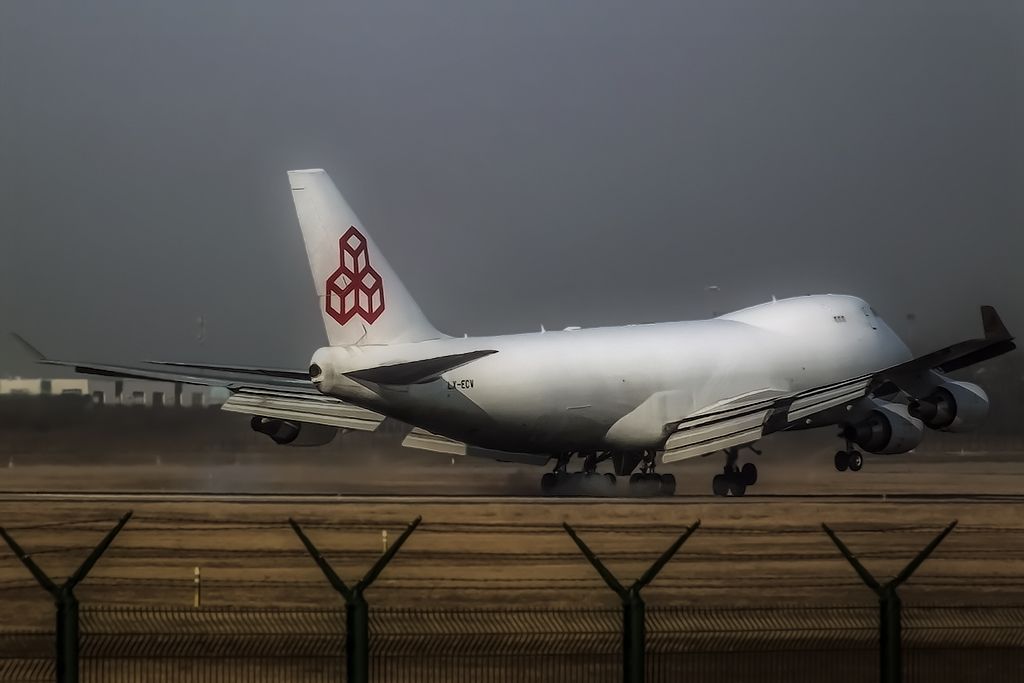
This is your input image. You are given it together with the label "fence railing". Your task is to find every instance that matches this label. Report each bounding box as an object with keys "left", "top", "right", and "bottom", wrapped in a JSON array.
[{"left": 2, "top": 605, "right": 1024, "bottom": 683}]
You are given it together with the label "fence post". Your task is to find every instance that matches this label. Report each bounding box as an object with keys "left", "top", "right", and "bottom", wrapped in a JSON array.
[
  {"left": 290, "top": 516, "right": 421, "bottom": 683},
  {"left": 0, "top": 511, "right": 133, "bottom": 683},
  {"left": 822, "top": 520, "right": 957, "bottom": 683},
  {"left": 564, "top": 519, "right": 700, "bottom": 683}
]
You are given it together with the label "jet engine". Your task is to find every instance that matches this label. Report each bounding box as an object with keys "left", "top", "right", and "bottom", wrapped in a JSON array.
[
  {"left": 848, "top": 401, "right": 924, "bottom": 454},
  {"left": 908, "top": 381, "right": 989, "bottom": 432},
  {"left": 250, "top": 416, "right": 338, "bottom": 446}
]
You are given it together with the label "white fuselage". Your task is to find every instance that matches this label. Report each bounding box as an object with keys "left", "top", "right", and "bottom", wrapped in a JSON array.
[{"left": 311, "top": 295, "right": 912, "bottom": 455}]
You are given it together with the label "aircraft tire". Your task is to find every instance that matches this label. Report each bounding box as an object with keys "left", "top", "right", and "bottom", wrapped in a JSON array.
[
  {"left": 728, "top": 478, "right": 747, "bottom": 497},
  {"left": 712, "top": 475, "right": 729, "bottom": 497},
  {"left": 541, "top": 472, "right": 557, "bottom": 492},
  {"left": 628, "top": 473, "right": 658, "bottom": 497},
  {"left": 834, "top": 451, "right": 849, "bottom": 472},
  {"left": 741, "top": 463, "right": 758, "bottom": 486},
  {"left": 848, "top": 451, "right": 863, "bottom": 472},
  {"left": 659, "top": 474, "right": 677, "bottom": 496}
]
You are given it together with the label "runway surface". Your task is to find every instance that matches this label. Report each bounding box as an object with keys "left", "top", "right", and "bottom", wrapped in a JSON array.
[
  {"left": 4, "top": 486, "right": 1024, "bottom": 632},
  {"left": 5, "top": 490, "right": 1024, "bottom": 503},
  {"left": 2, "top": 432, "right": 1024, "bottom": 631}
]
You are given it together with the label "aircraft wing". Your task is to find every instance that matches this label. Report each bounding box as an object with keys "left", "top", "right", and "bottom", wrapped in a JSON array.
[
  {"left": 662, "top": 305, "right": 1015, "bottom": 463},
  {"left": 10, "top": 335, "right": 386, "bottom": 432}
]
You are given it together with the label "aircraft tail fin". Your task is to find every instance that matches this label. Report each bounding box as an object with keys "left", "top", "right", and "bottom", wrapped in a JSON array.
[{"left": 287, "top": 169, "right": 443, "bottom": 347}]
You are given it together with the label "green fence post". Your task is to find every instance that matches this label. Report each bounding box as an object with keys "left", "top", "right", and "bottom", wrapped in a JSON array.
[
  {"left": 290, "top": 516, "right": 421, "bottom": 683},
  {"left": 822, "top": 520, "right": 956, "bottom": 683},
  {"left": 564, "top": 519, "right": 700, "bottom": 683},
  {"left": 0, "top": 511, "right": 133, "bottom": 683}
]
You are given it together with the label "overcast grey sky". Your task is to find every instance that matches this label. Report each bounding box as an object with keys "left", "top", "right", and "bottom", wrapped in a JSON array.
[{"left": 1, "top": 1, "right": 1021, "bottom": 374}]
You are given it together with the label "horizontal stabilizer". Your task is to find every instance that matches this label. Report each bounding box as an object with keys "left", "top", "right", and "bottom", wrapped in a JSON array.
[{"left": 346, "top": 350, "right": 497, "bottom": 385}]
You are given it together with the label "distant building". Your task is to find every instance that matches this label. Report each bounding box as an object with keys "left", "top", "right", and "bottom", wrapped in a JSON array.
[
  {"left": 0, "top": 378, "right": 88, "bottom": 396},
  {"left": 0, "top": 377, "right": 227, "bottom": 407}
]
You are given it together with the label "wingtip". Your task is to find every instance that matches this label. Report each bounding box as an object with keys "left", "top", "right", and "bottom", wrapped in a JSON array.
[
  {"left": 981, "top": 305, "right": 1012, "bottom": 341},
  {"left": 9, "top": 333, "right": 46, "bottom": 362}
]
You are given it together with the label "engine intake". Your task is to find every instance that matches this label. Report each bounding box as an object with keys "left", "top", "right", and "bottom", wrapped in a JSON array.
[
  {"left": 250, "top": 416, "right": 337, "bottom": 446},
  {"left": 908, "top": 381, "right": 989, "bottom": 432}
]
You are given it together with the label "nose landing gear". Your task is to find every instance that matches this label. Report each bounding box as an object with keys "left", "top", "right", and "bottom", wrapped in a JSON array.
[
  {"left": 834, "top": 449, "right": 863, "bottom": 472},
  {"left": 834, "top": 433, "right": 864, "bottom": 472}
]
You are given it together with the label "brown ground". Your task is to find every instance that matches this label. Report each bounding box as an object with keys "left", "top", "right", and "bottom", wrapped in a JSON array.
[{"left": 2, "top": 403, "right": 1024, "bottom": 632}]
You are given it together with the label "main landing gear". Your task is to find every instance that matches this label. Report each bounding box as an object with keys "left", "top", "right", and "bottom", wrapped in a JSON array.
[
  {"left": 711, "top": 445, "right": 760, "bottom": 497},
  {"left": 540, "top": 450, "right": 676, "bottom": 497}
]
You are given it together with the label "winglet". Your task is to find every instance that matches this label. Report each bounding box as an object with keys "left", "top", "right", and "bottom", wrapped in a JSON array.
[
  {"left": 9, "top": 333, "right": 47, "bottom": 362},
  {"left": 981, "top": 306, "right": 1012, "bottom": 341}
]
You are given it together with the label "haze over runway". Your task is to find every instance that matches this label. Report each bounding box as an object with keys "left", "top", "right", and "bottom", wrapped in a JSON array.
[{"left": 1, "top": 1, "right": 1021, "bottom": 374}]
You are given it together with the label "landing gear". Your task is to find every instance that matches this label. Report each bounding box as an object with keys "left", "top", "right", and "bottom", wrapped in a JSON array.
[
  {"left": 711, "top": 445, "right": 760, "bottom": 497},
  {"left": 628, "top": 472, "right": 676, "bottom": 496},
  {"left": 849, "top": 451, "right": 863, "bottom": 471},
  {"left": 540, "top": 450, "right": 675, "bottom": 497},
  {"left": 540, "top": 470, "right": 617, "bottom": 496},
  {"left": 627, "top": 450, "right": 676, "bottom": 496},
  {"left": 834, "top": 450, "right": 849, "bottom": 472},
  {"left": 833, "top": 450, "right": 863, "bottom": 472},
  {"left": 834, "top": 434, "right": 864, "bottom": 473}
]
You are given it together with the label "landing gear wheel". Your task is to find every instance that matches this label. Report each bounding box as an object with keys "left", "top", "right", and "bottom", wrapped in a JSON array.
[
  {"left": 834, "top": 450, "right": 849, "bottom": 472},
  {"left": 728, "top": 478, "right": 747, "bottom": 497},
  {"left": 628, "top": 473, "right": 664, "bottom": 497},
  {"left": 712, "top": 474, "right": 729, "bottom": 497},
  {"left": 847, "top": 450, "right": 863, "bottom": 472},
  {"left": 541, "top": 472, "right": 557, "bottom": 491},
  {"left": 740, "top": 463, "right": 758, "bottom": 486},
  {"left": 604, "top": 473, "right": 617, "bottom": 485},
  {"left": 659, "top": 473, "right": 676, "bottom": 496}
]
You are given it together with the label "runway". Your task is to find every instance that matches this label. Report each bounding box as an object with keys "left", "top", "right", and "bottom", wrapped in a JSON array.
[
  {"left": 3, "top": 484, "right": 1024, "bottom": 632},
  {"left": 4, "top": 490, "right": 1024, "bottom": 504},
  {"left": 2, "top": 437, "right": 1024, "bottom": 632}
]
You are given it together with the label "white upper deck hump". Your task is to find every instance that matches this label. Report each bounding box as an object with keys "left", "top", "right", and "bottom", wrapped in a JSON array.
[
  {"left": 718, "top": 295, "right": 871, "bottom": 335},
  {"left": 288, "top": 169, "right": 444, "bottom": 347}
]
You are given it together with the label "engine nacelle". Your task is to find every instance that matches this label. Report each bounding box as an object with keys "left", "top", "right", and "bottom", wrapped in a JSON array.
[
  {"left": 908, "top": 381, "right": 989, "bottom": 432},
  {"left": 250, "top": 416, "right": 338, "bottom": 446},
  {"left": 849, "top": 401, "right": 925, "bottom": 454}
]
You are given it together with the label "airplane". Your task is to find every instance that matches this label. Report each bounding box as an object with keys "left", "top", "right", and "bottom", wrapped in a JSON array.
[{"left": 20, "top": 168, "right": 1016, "bottom": 496}]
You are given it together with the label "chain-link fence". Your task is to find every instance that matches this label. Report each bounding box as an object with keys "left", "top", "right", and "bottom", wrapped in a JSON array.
[{"left": 2, "top": 605, "right": 1023, "bottom": 683}]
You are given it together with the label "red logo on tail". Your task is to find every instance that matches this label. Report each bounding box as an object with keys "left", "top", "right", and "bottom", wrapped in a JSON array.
[{"left": 325, "top": 227, "right": 385, "bottom": 325}]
